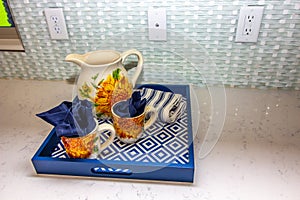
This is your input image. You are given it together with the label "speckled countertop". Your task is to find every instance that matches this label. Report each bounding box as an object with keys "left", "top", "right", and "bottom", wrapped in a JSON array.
[{"left": 0, "top": 79, "right": 299, "bottom": 200}]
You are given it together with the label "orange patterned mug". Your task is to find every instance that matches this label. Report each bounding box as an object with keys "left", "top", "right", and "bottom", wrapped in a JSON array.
[
  {"left": 111, "top": 100, "right": 157, "bottom": 144},
  {"left": 61, "top": 119, "right": 115, "bottom": 159}
]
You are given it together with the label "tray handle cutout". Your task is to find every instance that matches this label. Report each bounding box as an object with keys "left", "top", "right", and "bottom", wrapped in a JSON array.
[{"left": 91, "top": 167, "right": 132, "bottom": 175}]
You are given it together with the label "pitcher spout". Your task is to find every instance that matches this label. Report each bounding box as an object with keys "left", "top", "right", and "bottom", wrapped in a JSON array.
[{"left": 65, "top": 54, "right": 85, "bottom": 67}]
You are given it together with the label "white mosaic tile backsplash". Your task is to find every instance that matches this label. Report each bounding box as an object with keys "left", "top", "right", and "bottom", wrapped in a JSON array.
[{"left": 0, "top": 0, "right": 299, "bottom": 89}]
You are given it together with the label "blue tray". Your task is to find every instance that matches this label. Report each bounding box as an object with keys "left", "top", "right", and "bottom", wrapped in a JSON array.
[{"left": 32, "top": 84, "right": 195, "bottom": 183}]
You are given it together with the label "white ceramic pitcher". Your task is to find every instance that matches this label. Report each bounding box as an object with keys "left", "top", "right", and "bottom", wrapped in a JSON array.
[{"left": 65, "top": 49, "right": 143, "bottom": 118}]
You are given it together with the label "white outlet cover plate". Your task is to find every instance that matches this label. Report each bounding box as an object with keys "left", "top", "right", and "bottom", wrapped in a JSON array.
[
  {"left": 235, "top": 6, "right": 264, "bottom": 43},
  {"left": 148, "top": 8, "right": 167, "bottom": 41},
  {"left": 44, "top": 8, "right": 69, "bottom": 40}
]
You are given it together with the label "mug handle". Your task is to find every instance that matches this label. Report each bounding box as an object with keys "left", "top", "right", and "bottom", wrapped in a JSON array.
[
  {"left": 121, "top": 49, "right": 143, "bottom": 87},
  {"left": 144, "top": 106, "right": 158, "bottom": 130},
  {"left": 96, "top": 123, "right": 116, "bottom": 151}
]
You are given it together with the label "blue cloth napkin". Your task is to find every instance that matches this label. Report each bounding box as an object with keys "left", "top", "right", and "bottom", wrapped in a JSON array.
[
  {"left": 140, "top": 88, "right": 186, "bottom": 123},
  {"left": 36, "top": 97, "right": 96, "bottom": 137},
  {"left": 112, "top": 91, "right": 146, "bottom": 118},
  {"left": 129, "top": 91, "right": 146, "bottom": 117},
  {"left": 113, "top": 99, "right": 130, "bottom": 118}
]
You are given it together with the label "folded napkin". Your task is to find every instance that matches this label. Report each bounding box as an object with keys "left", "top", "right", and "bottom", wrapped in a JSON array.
[
  {"left": 113, "top": 91, "right": 146, "bottom": 118},
  {"left": 140, "top": 88, "right": 186, "bottom": 123},
  {"left": 129, "top": 91, "right": 146, "bottom": 117},
  {"left": 36, "top": 96, "right": 96, "bottom": 138}
]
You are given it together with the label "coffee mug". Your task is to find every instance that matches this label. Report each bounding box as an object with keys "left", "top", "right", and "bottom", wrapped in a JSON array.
[
  {"left": 111, "top": 100, "right": 157, "bottom": 143},
  {"left": 61, "top": 119, "right": 115, "bottom": 159}
]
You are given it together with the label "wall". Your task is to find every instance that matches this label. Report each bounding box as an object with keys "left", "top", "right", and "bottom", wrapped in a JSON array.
[{"left": 0, "top": 0, "right": 299, "bottom": 89}]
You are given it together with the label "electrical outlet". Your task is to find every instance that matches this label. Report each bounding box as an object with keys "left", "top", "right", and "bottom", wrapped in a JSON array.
[
  {"left": 44, "top": 8, "right": 69, "bottom": 40},
  {"left": 235, "top": 6, "right": 264, "bottom": 43},
  {"left": 148, "top": 8, "right": 167, "bottom": 41}
]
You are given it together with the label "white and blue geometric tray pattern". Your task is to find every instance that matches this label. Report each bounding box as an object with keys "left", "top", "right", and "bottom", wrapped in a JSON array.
[{"left": 52, "top": 97, "right": 189, "bottom": 165}]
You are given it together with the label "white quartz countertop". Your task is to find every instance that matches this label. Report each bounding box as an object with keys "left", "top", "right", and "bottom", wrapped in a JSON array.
[{"left": 0, "top": 79, "right": 299, "bottom": 200}]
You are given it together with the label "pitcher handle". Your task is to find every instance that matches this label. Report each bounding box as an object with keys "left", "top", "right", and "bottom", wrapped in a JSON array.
[{"left": 121, "top": 49, "right": 143, "bottom": 87}]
